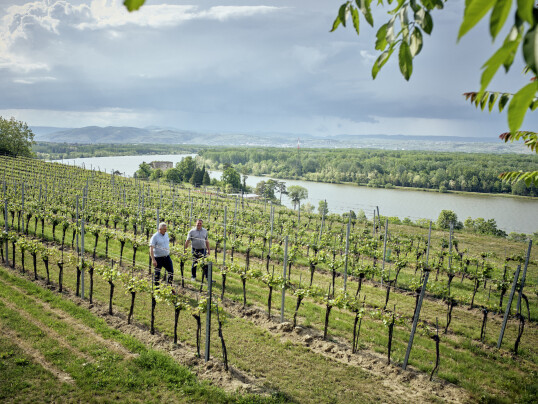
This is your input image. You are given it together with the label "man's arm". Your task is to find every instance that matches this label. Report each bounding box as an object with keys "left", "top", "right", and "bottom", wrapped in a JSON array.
[
  {"left": 184, "top": 230, "right": 191, "bottom": 250},
  {"left": 150, "top": 245, "right": 157, "bottom": 267},
  {"left": 205, "top": 238, "right": 210, "bottom": 253}
]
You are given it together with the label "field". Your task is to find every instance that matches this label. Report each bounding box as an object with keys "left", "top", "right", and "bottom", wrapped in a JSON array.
[{"left": 0, "top": 155, "right": 537, "bottom": 403}]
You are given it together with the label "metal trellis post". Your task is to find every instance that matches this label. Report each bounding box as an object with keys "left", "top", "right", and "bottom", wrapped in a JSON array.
[{"left": 403, "top": 220, "right": 432, "bottom": 370}]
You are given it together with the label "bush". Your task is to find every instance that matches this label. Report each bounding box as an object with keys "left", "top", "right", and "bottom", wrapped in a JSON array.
[
  {"left": 507, "top": 232, "right": 528, "bottom": 242},
  {"left": 437, "top": 210, "right": 463, "bottom": 229}
]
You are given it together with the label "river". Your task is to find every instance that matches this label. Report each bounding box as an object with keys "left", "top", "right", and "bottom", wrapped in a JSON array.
[{"left": 55, "top": 155, "right": 538, "bottom": 234}]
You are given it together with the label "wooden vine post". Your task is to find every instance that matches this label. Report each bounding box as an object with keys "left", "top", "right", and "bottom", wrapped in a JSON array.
[
  {"left": 381, "top": 218, "right": 388, "bottom": 286},
  {"left": 205, "top": 261, "right": 213, "bottom": 362},
  {"left": 4, "top": 174, "right": 9, "bottom": 266},
  {"left": 497, "top": 265, "right": 521, "bottom": 348},
  {"left": 516, "top": 240, "right": 532, "bottom": 316},
  {"left": 81, "top": 218, "right": 85, "bottom": 299},
  {"left": 222, "top": 206, "right": 227, "bottom": 266},
  {"left": 281, "top": 235, "right": 288, "bottom": 323},
  {"left": 343, "top": 211, "right": 351, "bottom": 291},
  {"left": 402, "top": 220, "right": 431, "bottom": 370}
]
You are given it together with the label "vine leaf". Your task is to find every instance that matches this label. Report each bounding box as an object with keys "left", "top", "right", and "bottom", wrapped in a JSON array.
[
  {"left": 458, "top": 0, "right": 496, "bottom": 40},
  {"left": 399, "top": 41, "right": 413, "bottom": 80},
  {"left": 124, "top": 0, "right": 145, "bottom": 12},
  {"left": 523, "top": 25, "right": 538, "bottom": 75},
  {"left": 372, "top": 46, "right": 394, "bottom": 79},
  {"left": 479, "top": 37, "right": 521, "bottom": 95},
  {"left": 508, "top": 81, "right": 538, "bottom": 133},
  {"left": 516, "top": 0, "right": 535, "bottom": 25},
  {"left": 490, "top": 0, "right": 512, "bottom": 40}
]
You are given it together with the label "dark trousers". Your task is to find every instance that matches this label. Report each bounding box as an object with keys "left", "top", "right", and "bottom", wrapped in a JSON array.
[
  {"left": 191, "top": 249, "right": 207, "bottom": 278},
  {"left": 154, "top": 255, "right": 173, "bottom": 285}
]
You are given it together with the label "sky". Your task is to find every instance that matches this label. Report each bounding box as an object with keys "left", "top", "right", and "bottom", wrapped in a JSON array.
[{"left": 0, "top": 0, "right": 536, "bottom": 139}]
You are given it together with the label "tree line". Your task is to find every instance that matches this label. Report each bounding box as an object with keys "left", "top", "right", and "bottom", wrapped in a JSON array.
[{"left": 198, "top": 147, "right": 538, "bottom": 197}]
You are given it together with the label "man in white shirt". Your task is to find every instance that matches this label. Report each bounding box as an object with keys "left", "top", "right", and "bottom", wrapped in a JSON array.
[{"left": 149, "top": 222, "right": 173, "bottom": 285}]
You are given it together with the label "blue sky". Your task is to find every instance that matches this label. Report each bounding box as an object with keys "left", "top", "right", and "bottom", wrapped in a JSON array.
[{"left": 0, "top": 0, "right": 536, "bottom": 138}]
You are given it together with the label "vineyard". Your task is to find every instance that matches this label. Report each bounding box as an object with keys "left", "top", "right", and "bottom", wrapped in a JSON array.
[{"left": 0, "top": 155, "right": 537, "bottom": 403}]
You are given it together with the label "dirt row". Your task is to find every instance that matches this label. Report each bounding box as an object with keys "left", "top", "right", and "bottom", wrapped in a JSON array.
[{"left": 3, "top": 259, "right": 470, "bottom": 402}]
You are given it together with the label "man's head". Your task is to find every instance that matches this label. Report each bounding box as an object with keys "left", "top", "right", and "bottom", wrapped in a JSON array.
[
  {"left": 159, "top": 222, "right": 167, "bottom": 235},
  {"left": 196, "top": 219, "right": 203, "bottom": 230}
]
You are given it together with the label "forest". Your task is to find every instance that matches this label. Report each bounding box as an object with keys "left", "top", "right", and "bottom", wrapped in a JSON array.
[{"left": 199, "top": 147, "right": 538, "bottom": 196}]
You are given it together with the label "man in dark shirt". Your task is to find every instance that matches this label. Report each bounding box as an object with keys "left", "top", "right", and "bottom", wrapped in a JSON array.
[{"left": 184, "top": 219, "right": 210, "bottom": 281}]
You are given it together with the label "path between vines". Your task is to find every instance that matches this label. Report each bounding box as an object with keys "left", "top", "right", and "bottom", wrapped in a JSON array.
[{"left": 4, "top": 264, "right": 470, "bottom": 403}]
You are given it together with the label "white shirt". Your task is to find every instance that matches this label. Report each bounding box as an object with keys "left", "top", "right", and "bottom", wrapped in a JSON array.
[{"left": 149, "top": 231, "right": 170, "bottom": 257}]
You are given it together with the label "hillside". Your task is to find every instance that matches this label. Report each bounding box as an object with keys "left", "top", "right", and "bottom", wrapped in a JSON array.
[{"left": 31, "top": 125, "right": 533, "bottom": 154}]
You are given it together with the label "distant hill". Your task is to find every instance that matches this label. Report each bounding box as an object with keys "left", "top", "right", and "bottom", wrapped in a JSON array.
[
  {"left": 30, "top": 126, "right": 72, "bottom": 138},
  {"left": 32, "top": 125, "right": 531, "bottom": 154}
]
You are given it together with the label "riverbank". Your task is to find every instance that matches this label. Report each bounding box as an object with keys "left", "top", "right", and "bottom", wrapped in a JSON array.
[{"left": 53, "top": 154, "right": 538, "bottom": 234}]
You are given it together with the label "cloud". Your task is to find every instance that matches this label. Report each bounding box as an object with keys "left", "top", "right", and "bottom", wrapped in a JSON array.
[
  {"left": 0, "top": 107, "right": 155, "bottom": 127},
  {"left": 76, "top": 1, "right": 282, "bottom": 30},
  {"left": 0, "top": 0, "right": 283, "bottom": 72},
  {"left": 359, "top": 50, "right": 376, "bottom": 63},
  {"left": 291, "top": 45, "right": 327, "bottom": 73},
  {"left": 0, "top": 0, "right": 536, "bottom": 138},
  {"left": 13, "top": 76, "right": 57, "bottom": 84}
]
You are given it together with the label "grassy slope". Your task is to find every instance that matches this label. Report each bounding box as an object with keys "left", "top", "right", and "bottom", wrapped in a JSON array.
[{"left": 0, "top": 266, "right": 284, "bottom": 404}]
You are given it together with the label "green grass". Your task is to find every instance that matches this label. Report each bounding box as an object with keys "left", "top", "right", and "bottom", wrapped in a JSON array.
[{"left": 0, "top": 267, "right": 286, "bottom": 403}]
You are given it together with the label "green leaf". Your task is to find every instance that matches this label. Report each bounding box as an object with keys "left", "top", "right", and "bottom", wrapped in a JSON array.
[
  {"left": 375, "top": 23, "right": 389, "bottom": 50},
  {"left": 490, "top": 0, "right": 512, "bottom": 40},
  {"left": 399, "top": 41, "right": 413, "bottom": 80},
  {"left": 479, "top": 37, "right": 521, "bottom": 94},
  {"left": 499, "top": 93, "right": 511, "bottom": 112},
  {"left": 458, "top": 0, "right": 496, "bottom": 40},
  {"left": 400, "top": 7, "right": 410, "bottom": 41},
  {"left": 386, "top": 16, "right": 397, "bottom": 43},
  {"left": 372, "top": 47, "right": 394, "bottom": 79},
  {"left": 523, "top": 26, "right": 538, "bottom": 75},
  {"left": 433, "top": 0, "right": 444, "bottom": 9},
  {"left": 409, "top": 27, "right": 423, "bottom": 56},
  {"left": 330, "top": 15, "right": 342, "bottom": 32},
  {"left": 508, "top": 81, "right": 538, "bottom": 133},
  {"left": 422, "top": 11, "right": 433, "bottom": 35},
  {"left": 488, "top": 92, "right": 500, "bottom": 112},
  {"left": 503, "top": 26, "right": 523, "bottom": 72},
  {"left": 516, "top": 0, "right": 535, "bottom": 24},
  {"left": 339, "top": 3, "right": 349, "bottom": 28},
  {"left": 356, "top": 0, "right": 374, "bottom": 27},
  {"left": 479, "top": 91, "right": 489, "bottom": 110},
  {"left": 351, "top": 7, "right": 360, "bottom": 35},
  {"left": 123, "top": 0, "right": 145, "bottom": 12}
]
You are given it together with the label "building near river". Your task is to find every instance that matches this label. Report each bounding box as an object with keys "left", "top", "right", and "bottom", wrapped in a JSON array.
[{"left": 150, "top": 161, "right": 173, "bottom": 170}]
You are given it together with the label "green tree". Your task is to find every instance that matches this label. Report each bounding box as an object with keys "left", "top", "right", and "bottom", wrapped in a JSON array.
[
  {"left": 0, "top": 116, "right": 35, "bottom": 157},
  {"left": 222, "top": 166, "right": 242, "bottom": 191},
  {"left": 190, "top": 167, "right": 204, "bottom": 187},
  {"left": 177, "top": 156, "right": 196, "bottom": 182},
  {"left": 302, "top": 202, "right": 315, "bottom": 213},
  {"left": 202, "top": 170, "right": 211, "bottom": 186},
  {"left": 437, "top": 210, "right": 462, "bottom": 230},
  {"left": 318, "top": 200, "right": 329, "bottom": 216},
  {"left": 150, "top": 168, "right": 163, "bottom": 180},
  {"left": 275, "top": 181, "right": 287, "bottom": 203},
  {"left": 135, "top": 162, "right": 152, "bottom": 179},
  {"left": 287, "top": 185, "right": 308, "bottom": 209},
  {"left": 164, "top": 167, "right": 182, "bottom": 183}
]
